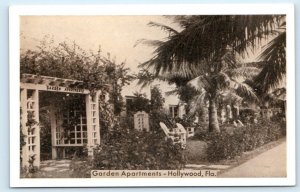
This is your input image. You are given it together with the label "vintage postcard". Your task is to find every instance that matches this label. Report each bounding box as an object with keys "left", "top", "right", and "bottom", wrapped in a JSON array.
[{"left": 9, "top": 4, "right": 295, "bottom": 187}]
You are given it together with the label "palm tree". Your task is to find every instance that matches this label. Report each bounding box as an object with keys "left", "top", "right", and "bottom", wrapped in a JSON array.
[{"left": 139, "top": 15, "right": 285, "bottom": 132}]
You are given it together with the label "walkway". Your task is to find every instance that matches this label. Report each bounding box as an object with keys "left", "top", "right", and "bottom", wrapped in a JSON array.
[
  {"left": 39, "top": 159, "right": 72, "bottom": 178},
  {"left": 219, "top": 141, "right": 286, "bottom": 177}
]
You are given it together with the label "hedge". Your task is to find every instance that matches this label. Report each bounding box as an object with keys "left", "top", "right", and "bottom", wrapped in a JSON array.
[
  {"left": 70, "top": 128, "right": 186, "bottom": 177},
  {"left": 206, "top": 120, "right": 286, "bottom": 162}
]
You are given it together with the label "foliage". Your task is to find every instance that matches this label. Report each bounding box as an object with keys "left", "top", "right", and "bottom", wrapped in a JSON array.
[
  {"left": 174, "top": 114, "right": 196, "bottom": 128},
  {"left": 96, "top": 129, "right": 185, "bottom": 170},
  {"left": 140, "top": 15, "right": 284, "bottom": 74},
  {"left": 148, "top": 86, "right": 167, "bottom": 131},
  {"left": 138, "top": 16, "right": 279, "bottom": 132},
  {"left": 21, "top": 37, "right": 133, "bottom": 93},
  {"left": 126, "top": 92, "right": 150, "bottom": 115},
  {"left": 176, "top": 85, "right": 198, "bottom": 105},
  {"left": 239, "top": 108, "right": 259, "bottom": 124},
  {"left": 70, "top": 128, "right": 186, "bottom": 177},
  {"left": 205, "top": 119, "right": 286, "bottom": 162},
  {"left": 20, "top": 37, "right": 133, "bottom": 106},
  {"left": 150, "top": 86, "right": 165, "bottom": 111},
  {"left": 124, "top": 87, "right": 166, "bottom": 131},
  {"left": 254, "top": 23, "right": 286, "bottom": 93},
  {"left": 20, "top": 38, "right": 134, "bottom": 139},
  {"left": 99, "top": 101, "right": 118, "bottom": 135},
  {"left": 20, "top": 111, "right": 38, "bottom": 169},
  {"left": 20, "top": 108, "right": 27, "bottom": 150}
]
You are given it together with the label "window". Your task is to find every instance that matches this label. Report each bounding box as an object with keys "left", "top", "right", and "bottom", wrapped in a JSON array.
[{"left": 169, "top": 105, "right": 179, "bottom": 118}]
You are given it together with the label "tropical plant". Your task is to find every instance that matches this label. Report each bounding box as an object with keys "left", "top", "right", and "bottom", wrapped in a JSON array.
[
  {"left": 138, "top": 15, "right": 285, "bottom": 132},
  {"left": 253, "top": 21, "right": 286, "bottom": 94}
]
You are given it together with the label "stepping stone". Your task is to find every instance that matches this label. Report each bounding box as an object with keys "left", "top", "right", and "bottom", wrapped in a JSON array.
[
  {"left": 41, "top": 167, "right": 58, "bottom": 172},
  {"left": 185, "top": 164, "right": 206, "bottom": 168},
  {"left": 205, "top": 165, "right": 230, "bottom": 169}
]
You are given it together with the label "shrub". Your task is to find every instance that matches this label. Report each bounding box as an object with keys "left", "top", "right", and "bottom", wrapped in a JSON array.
[
  {"left": 206, "top": 120, "right": 285, "bottom": 162},
  {"left": 192, "top": 128, "right": 209, "bottom": 141},
  {"left": 70, "top": 127, "right": 186, "bottom": 177},
  {"left": 206, "top": 130, "right": 244, "bottom": 162},
  {"left": 93, "top": 128, "right": 185, "bottom": 170}
]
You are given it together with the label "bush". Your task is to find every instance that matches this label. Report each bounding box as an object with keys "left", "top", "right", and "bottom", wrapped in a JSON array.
[
  {"left": 70, "top": 127, "right": 186, "bottom": 177},
  {"left": 192, "top": 128, "right": 209, "bottom": 141},
  {"left": 206, "top": 120, "right": 285, "bottom": 162},
  {"left": 93, "top": 128, "right": 185, "bottom": 170},
  {"left": 206, "top": 130, "right": 244, "bottom": 162}
]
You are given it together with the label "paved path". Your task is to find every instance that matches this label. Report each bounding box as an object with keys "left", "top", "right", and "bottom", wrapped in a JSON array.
[
  {"left": 39, "top": 159, "right": 72, "bottom": 178},
  {"left": 219, "top": 141, "right": 286, "bottom": 177}
]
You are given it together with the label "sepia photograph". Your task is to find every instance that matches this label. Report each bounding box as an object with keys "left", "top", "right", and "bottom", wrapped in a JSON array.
[{"left": 10, "top": 4, "right": 295, "bottom": 187}]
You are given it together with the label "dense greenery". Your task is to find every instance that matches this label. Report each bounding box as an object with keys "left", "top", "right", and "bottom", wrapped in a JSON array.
[
  {"left": 139, "top": 15, "right": 286, "bottom": 132},
  {"left": 70, "top": 128, "right": 186, "bottom": 177},
  {"left": 125, "top": 92, "right": 150, "bottom": 114},
  {"left": 21, "top": 39, "right": 134, "bottom": 144},
  {"left": 20, "top": 38, "right": 133, "bottom": 116},
  {"left": 204, "top": 119, "right": 286, "bottom": 162}
]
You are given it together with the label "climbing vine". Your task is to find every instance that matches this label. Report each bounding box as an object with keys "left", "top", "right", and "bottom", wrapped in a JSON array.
[{"left": 20, "top": 37, "right": 134, "bottom": 143}]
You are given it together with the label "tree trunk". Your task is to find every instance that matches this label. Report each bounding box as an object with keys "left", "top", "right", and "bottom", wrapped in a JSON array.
[{"left": 208, "top": 97, "right": 220, "bottom": 133}]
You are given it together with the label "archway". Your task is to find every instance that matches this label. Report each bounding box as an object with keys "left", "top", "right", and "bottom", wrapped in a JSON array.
[{"left": 20, "top": 74, "right": 101, "bottom": 169}]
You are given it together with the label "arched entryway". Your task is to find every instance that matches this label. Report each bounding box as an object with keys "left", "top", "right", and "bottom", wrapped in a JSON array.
[{"left": 20, "top": 73, "right": 101, "bottom": 170}]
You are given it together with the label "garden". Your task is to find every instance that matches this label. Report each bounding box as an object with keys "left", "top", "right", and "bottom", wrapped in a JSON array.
[{"left": 20, "top": 15, "right": 287, "bottom": 178}]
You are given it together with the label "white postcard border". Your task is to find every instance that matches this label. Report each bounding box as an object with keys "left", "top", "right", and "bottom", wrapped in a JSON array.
[{"left": 9, "top": 4, "right": 295, "bottom": 187}]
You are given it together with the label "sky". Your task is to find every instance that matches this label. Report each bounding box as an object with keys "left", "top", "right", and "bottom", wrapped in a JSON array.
[{"left": 20, "top": 16, "right": 180, "bottom": 74}]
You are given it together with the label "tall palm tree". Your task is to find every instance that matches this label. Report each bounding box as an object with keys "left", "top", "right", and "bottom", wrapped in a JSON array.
[{"left": 139, "top": 15, "right": 285, "bottom": 132}]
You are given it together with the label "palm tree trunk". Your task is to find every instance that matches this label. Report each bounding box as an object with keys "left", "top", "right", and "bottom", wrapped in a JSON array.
[{"left": 208, "top": 97, "right": 220, "bottom": 133}]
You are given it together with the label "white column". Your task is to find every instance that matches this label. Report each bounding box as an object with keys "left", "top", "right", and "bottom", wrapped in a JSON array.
[
  {"left": 93, "top": 91, "right": 101, "bottom": 145},
  {"left": 20, "top": 88, "right": 29, "bottom": 168},
  {"left": 32, "top": 90, "right": 40, "bottom": 168},
  {"left": 85, "top": 92, "right": 101, "bottom": 157},
  {"left": 85, "top": 94, "right": 93, "bottom": 156}
]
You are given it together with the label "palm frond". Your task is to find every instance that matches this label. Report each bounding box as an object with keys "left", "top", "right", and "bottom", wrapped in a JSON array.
[
  {"left": 134, "top": 39, "right": 164, "bottom": 48},
  {"left": 226, "top": 66, "right": 261, "bottom": 79},
  {"left": 188, "top": 75, "right": 211, "bottom": 92},
  {"left": 135, "top": 69, "right": 156, "bottom": 89},
  {"left": 212, "top": 72, "right": 231, "bottom": 91},
  {"left": 232, "top": 81, "right": 258, "bottom": 102},
  {"left": 254, "top": 31, "right": 286, "bottom": 93},
  {"left": 143, "top": 15, "right": 284, "bottom": 77},
  {"left": 165, "top": 88, "right": 179, "bottom": 96},
  {"left": 269, "top": 87, "right": 286, "bottom": 101},
  {"left": 188, "top": 90, "right": 208, "bottom": 116},
  {"left": 148, "top": 21, "right": 180, "bottom": 35},
  {"left": 219, "top": 91, "right": 243, "bottom": 105}
]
